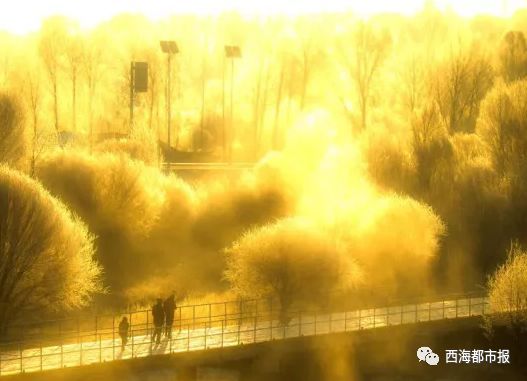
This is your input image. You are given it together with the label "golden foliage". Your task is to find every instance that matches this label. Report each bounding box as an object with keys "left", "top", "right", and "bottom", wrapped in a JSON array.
[{"left": 0, "top": 165, "right": 102, "bottom": 330}]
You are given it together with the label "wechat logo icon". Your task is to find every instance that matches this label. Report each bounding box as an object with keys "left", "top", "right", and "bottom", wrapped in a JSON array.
[{"left": 417, "top": 346, "right": 440, "bottom": 366}]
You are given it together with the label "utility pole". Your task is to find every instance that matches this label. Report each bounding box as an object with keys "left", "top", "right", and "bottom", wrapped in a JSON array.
[
  {"left": 167, "top": 53, "right": 172, "bottom": 149},
  {"left": 130, "top": 61, "right": 134, "bottom": 133},
  {"left": 160, "top": 40, "right": 180, "bottom": 152},
  {"left": 129, "top": 61, "right": 148, "bottom": 134},
  {"left": 222, "top": 55, "right": 226, "bottom": 160},
  {"left": 224, "top": 45, "right": 242, "bottom": 163}
]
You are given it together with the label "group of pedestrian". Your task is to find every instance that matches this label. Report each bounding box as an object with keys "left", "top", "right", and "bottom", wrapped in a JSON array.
[
  {"left": 117, "top": 293, "right": 177, "bottom": 351},
  {"left": 152, "top": 293, "right": 176, "bottom": 345}
]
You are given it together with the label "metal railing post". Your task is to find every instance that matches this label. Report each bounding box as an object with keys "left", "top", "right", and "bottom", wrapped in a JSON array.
[
  {"left": 428, "top": 303, "right": 431, "bottom": 321},
  {"left": 299, "top": 310, "right": 302, "bottom": 336},
  {"left": 270, "top": 308, "right": 273, "bottom": 341},
  {"left": 253, "top": 315, "right": 257, "bottom": 343},
  {"left": 131, "top": 330, "right": 134, "bottom": 357},
  {"left": 80, "top": 338, "right": 83, "bottom": 365},
  {"left": 239, "top": 300, "right": 243, "bottom": 326},
  {"left": 40, "top": 342, "right": 43, "bottom": 371},
  {"left": 146, "top": 311, "right": 149, "bottom": 337},
  {"left": 221, "top": 320, "right": 224, "bottom": 348},
  {"left": 255, "top": 300, "right": 258, "bottom": 335},
  {"left": 187, "top": 325, "right": 190, "bottom": 351},
  {"left": 99, "top": 335, "right": 102, "bottom": 363},
  {"left": 204, "top": 325, "right": 207, "bottom": 350},
  {"left": 19, "top": 344, "right": 22, "bottom": 373},
  {"left": 95, "top": 316, "right": 98, "bottom": 341},
  {"left": 237, "top": 318, "right": 241, "bottom": 344},
  {"left": 270, "top": 298, "right": 273, "bottom": 325},
  {"left": 192, "top": 306, "right": 195, "bottom": 330},
  {"left": 112, "top": 317, "right": 115, "bottom": 360},
  {"left": 224, "top": 302, "right": 227, "bottom": 329},
  {"left": 209, "top": 304, "right": 212, "bottom": 329},
  {"left": 60, "top": 338, "right": 64, "bottom": 368},
  {"left": 359, "top": 309, "right": 362, "bottom": 329}
]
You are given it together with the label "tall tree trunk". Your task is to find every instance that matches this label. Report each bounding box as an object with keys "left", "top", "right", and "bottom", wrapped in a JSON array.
[
  {"left": 200, "top": 70, "right": 206, "bottom": 151},
  {"left": 300, "top": 51, "right": 309, "bottom": 111},
  {"left": 31, "top": 112, "right": 37, "bottom": 177},
  {"left": 53, "top": 78, "right": 59, "bottom": 135},
  {"left": 88, "top": 90, "right": 93, "bottom": 153},
  {"left": 149, "top": 78, "right": 155, "bottom": 131},
  {"left": 259, "top": 62, "right": 271, "bottom": 149},
  {"left": 229, "top": 59, "right": 235, "bottom": 162},
  {"left": 253, "top": 60, "right": 263, "bottom": 160},
  {"left": 273, "top": 61, "right": 285, "bottom": 150},
  {"left": 222, "top": 56, "right": 226, "bottom": 160},
  {"left": 72, "top": 72, "right": 76, "bottom": 133}
]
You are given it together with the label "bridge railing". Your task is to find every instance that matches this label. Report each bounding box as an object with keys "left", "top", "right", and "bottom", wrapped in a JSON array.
[
  {"left": 0, "top": 293, "right": 489, "bottom": 376},
  {"left": 4, "top": 298, "right": 269, "bottom": 347},
  {"left": 3, "top": 291, "right": 484, "bottom": 346}
]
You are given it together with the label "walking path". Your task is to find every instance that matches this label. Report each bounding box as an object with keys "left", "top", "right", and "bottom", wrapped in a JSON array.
[{"left": 0, "top": 295, "right": 488, "bottom": 376}]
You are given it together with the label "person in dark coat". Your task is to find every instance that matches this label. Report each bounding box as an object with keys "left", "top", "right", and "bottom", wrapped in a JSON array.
[
  {"left": 163, "top": 293, "right": 176, "bottom": 339},
  {"left": 152, "top": 298, "right": 165, "bottom": 344},
  {"left": 118, "top": 317, "right": 129, "bottom": 351}
]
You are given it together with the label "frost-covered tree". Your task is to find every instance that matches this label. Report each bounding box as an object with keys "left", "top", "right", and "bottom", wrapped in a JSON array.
[
  {"left": 225, "top": 218, "right": 357, "bottom": 324},
  {"left": 0, "top": 166, "right": 102, "bottom": 335}
]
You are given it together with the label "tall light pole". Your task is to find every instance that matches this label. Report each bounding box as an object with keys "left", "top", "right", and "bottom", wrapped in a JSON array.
[
  {"left": 160, "top": 40, "right": 179, "bottom": 151},
  {"left": 224, "top": 45, "right": 241, "bottom": 162},
  {"left": 130, "top": 61, "right": 148, "bottom": 134}
]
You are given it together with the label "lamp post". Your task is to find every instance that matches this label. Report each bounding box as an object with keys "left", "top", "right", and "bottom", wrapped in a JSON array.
[
  {"left": 223, "top": 45, "right": 241, "bottom": 162},
  {"left": 129, "top": 61, "right": 148, "bottom": 133},
  {"left": 160, "top": 40, "right": 179, "bottom": 151}
]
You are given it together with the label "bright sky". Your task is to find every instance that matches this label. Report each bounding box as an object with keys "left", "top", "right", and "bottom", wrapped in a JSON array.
[{"left": 0, "top": 0, "right": 525, "bottom": 35}]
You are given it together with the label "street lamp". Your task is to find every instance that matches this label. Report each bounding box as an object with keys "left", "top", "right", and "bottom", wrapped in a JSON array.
[
  {"left": 223, "top": 45, "right": 241, "bottom": 162},
  {"left": 160, "top": 40, "right": 179, "bottom": 151},
  {"left": 129, "top": 61, "right": 148, "bottom": 133}
]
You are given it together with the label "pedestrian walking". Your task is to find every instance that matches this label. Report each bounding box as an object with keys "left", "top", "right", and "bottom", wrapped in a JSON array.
[
  {"left": 152, "top": 298, "right": 165, "bottom": 344},
  {"left": 118, "top": 317, "right": 129, "bottom": 351},
  {"left": 163, "top": 293, "right": 176, "bottom": 339}
]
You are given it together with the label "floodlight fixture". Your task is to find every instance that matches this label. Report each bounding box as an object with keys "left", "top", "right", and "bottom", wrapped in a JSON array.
[
  {"left": 160, "top": 40, "right": 179, "bottom": 54},
  {"left": 225, "top": 45, "right": 241, "bottom": 58}
]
